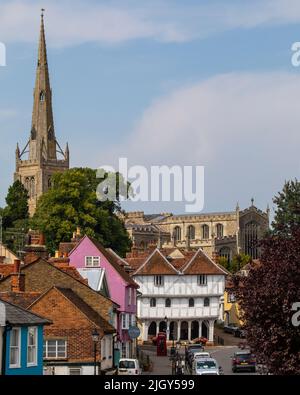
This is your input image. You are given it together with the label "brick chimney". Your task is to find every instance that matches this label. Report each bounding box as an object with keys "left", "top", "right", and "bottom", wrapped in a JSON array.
[
  {"left": 24, "top": 230, "right": 48, "bottom": 260},
  {"left": 11, "top": 259, "right": 25, "bottom": 293},
  {"left": 48, "top": 252, "right": 70, "bottom": 268}
]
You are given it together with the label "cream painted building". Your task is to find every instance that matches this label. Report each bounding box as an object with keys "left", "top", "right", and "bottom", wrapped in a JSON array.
[
  {"left": 124, "top": 202, "right": 269, "bottom": 260},
  {"left": 126, "top": 247, "right": 227, "bottom": 344}
]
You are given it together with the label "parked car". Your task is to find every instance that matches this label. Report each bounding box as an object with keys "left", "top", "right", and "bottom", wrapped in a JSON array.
[
  {"left": 185, "top": 344, "right": 205, "bottom": 365},
  {"left": 194, "top": 351, "right": 211, "bottom": 360},
  {"left": 187, "top": 349, "right": 209, "bottom": 368},
  {"left": 117, "top": 359, "right": 142, "bottom": 375},
  {"left": 224, "top": 323, "right": 240, "bottom": 335},
  {"left": 194, "top": 358, "right": 221, "bottom": 375},
  {"left": 231, "top": 351, "right": 256, "bottom": 373},
  {"left": 235, "top": 328, "right": 247, "bottom": 338}
]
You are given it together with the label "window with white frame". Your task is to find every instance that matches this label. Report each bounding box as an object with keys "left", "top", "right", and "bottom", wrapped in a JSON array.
[
  {"left": 69, "top": 367, "right": 82, "bottom": 375},
  {"left": 43, "top": 339, "right": 67, "bottom": 359},
  {"left": 121, "top": 342, "right": 127, "bottom": 358},
  {"left": 154, "top": 275, "right": 164, "bottom": 287},
  {"left": 197, "top": 274, "right": 207, "bottom": 286},
  {"left": 9, "top": 328, "right": 21, "bottom": 368},
  {"left": 121, "top": 313, "right": 129, "bottom": 330},
  {"left": 128, "top": 288, "right": 132, "bottom": 306},
  {"left": 27, "top": 327, "right": 38, "bottom": 366},
  {"left": 85, "top": 256, "right": 100, "bottom": 268},
  {"left": 128, "top": 314, "right": 136, "bottom": 328}
]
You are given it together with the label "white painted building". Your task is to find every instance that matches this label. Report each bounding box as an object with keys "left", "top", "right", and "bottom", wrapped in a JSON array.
[{"left": 127, "top": 248, "right": 227, "bottom": 344}]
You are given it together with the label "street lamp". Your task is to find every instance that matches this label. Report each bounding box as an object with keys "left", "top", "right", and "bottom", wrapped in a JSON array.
[{"left": 92, "top": 328, "right": 100, "bottom": 376}]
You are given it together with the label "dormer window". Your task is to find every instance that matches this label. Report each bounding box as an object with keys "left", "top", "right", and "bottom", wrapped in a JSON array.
[
  {"left": 40, "top": 91, "right": 45, "bottom": 102},
  {"left": 31, "top": 127, "right": 37, "bottom": 140}
]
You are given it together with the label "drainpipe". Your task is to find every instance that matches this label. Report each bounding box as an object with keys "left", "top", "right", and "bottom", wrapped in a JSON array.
[{"left": 1, "top": 323, "right": 12, "bottom": 376}]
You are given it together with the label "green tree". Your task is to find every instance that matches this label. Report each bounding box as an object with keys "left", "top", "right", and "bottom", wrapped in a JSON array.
[
  {"left": 232, "top": 180, "right": 300, "bottom": 374},
  {"left": 272, "top": 179, "right": 300, "bottom": 236},
  {"left": 218, "top": 256, "right": 231, "bottom": 271},
  {"left": 31, "top": 168, "right": 132, "bottom": 256},
  {"left": 230, "top": 253, "right": 251, "bottom": 273},
  {"left": 2, "top": 180, "right": 29, "bottom": 228}
]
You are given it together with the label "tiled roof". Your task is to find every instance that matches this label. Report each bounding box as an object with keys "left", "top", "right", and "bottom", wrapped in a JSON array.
[
  {"left": 56, "top": 287, "right": 115, "bottom": 334},
  {"left": 0, "top": 298, "right": 51, "bottom": 326},
  {"left": 182, "top": 249, "right": 227, "bottom": 275},
  {"left": 89, "top": 237, "right": 139, "bottom": 288},
  {"left": 0, "top": 264, "right": 15, "bottom": 279},
  {"left": 127, "top": 248, "right": 227, "bottom": 276},
  {"left": 58, "top": 266, "right": 88, "bottom": 285},
  {"left": 133, "top": 249, "right": 179, "bottom": 275},
  {"left": 0, "top": 292, "right": 41, "bottom": 309}
]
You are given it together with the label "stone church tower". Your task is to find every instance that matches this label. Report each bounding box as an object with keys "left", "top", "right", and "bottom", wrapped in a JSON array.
[{"left": 14, "top": 12, "right": 69, "bottom": 216}]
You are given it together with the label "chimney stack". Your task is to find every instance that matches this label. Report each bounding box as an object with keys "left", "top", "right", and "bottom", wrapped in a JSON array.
[
  {"left": 14, "top": 259, "right": 21, "bottom": 273},
  {"left": 11, "top": 259, "right": 25, "bottom": 293}
]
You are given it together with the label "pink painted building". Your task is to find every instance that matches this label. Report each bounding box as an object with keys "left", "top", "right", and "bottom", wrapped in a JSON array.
[{"left": 66, "top": 235, "right": 139, "bottom": 360}]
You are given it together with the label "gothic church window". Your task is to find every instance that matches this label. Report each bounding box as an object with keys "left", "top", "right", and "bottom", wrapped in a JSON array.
[
  {"left": 202, "top": 224, "right": 209, "bottom": 239},
  {"left": 40, "top": 91, "right": 45, "bottom": 102},
  {"left": 243, "top": 221, "right": 259, "bottom": 259},
  {"left": 31, "top": 128, "right": 37, "bottom": 140},
  {"left": 25, "top": 177, "right": 35, "bottom": 199},
  {"left": 219, "top": 247, "right": 231, "bottom": 263},
  {"left": 216, "top": 223, "right": 224, "bottom": 238},
  {"left": 174, "top": 226, "right": 181, "bottom": 242},
  {"left": 48, "top": 127, "right": 53, "bottom": 140},
  {"left": 187, "top": 225, "right": 195, "bottom": 240}
]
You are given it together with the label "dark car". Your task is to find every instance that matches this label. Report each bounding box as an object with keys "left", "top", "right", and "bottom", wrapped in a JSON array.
[
  {"left": 185, "top": 344, "right": 204, "bottom": 366},
  {"left": 232, "top": 351, "right": 256, "bottom": 373},
  {"left": 224, "top": 323, "right": 240, "bottom": 335}
]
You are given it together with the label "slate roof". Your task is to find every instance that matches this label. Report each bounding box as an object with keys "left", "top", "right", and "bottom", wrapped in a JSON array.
[{"left": 0, "top": 298, "right": 51, "bottom": 326}]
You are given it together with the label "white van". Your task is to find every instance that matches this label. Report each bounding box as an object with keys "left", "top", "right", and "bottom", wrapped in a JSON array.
[{"left": 117, "top": 359, "right": 142, "bottom": 375}]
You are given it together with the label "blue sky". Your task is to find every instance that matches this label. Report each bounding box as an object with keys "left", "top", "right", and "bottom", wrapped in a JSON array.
[{"left": 0, "top": 0, "right": 300, "bottom": 215}]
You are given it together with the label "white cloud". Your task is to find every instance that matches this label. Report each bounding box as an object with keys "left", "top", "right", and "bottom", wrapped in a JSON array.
[
  {"left": 97, "top": 72, "right": 300, "bottom": 212},
  {"left": 1, "top": 0, "right": 300, "bottom": 47},
  {"left": 102, "top": 72, "right": 300, "bottom": 165}
]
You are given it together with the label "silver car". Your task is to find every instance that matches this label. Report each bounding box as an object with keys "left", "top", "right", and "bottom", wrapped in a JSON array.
[{"left": 195, "top": 358, "right": 221, "bottom": 376}]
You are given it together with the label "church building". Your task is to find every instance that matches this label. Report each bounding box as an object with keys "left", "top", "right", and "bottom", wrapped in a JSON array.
[{"left": 14, "top": 12, "right": 69, "bottom": 216}]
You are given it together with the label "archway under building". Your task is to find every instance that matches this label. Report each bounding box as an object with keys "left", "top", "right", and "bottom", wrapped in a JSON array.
[
  {"left": 180, "top": 321, "right": 188, "bottom": 340},
  {"left": 191, "top": 321, "right": 199, "bottom": 340}
]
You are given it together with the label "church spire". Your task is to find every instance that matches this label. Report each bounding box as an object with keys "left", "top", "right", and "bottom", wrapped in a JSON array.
[{"left": 29, "top": 10, "right": 56, "bottom": 161}]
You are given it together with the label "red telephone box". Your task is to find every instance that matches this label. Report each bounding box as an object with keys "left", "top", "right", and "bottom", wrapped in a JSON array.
[{"left": 156, "top": 332, "right": 167, "bottom": 356}]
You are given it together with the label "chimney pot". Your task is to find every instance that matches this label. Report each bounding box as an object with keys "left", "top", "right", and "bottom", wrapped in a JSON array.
[{"left": 13, "top": 259, "right": 21, "bottom": 273}]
